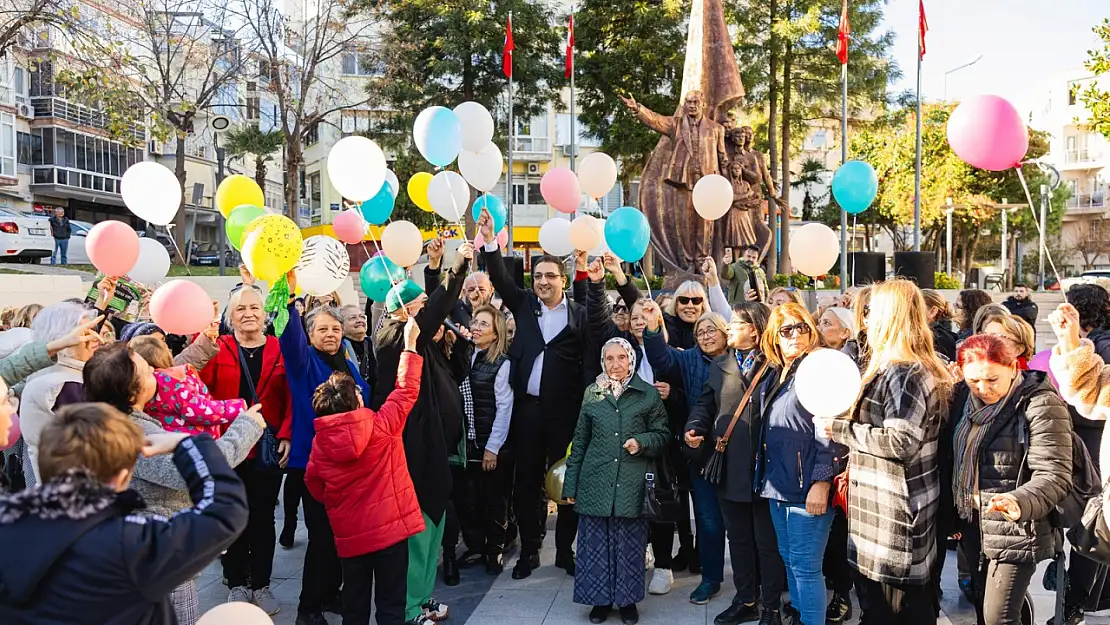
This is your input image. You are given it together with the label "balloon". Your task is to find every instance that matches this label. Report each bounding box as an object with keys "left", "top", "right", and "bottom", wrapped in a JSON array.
[
  {"left": 381, "top": 220, "right": 423, "bottom": 268},
  {"left": 427, "top": 171, "right": 469, "bottom": 222},
  {"left": 150, "top": 280, "right": 216, "bottom": 336},
  {"left": 359, "top": 182, "right": 395, "bottom": 226},
  {"left": 225, "top": 204, "right": 266, "bottom": 251},
  {"left": 545, "top": 458, "right": 569, "bottom": 504},
  {"left": 384, "top": 170, "right": 399, "bottom": 199},
  {"left": 359, "top": 254, "right": 406, "bottom": 301},
  {"left": 413, "top": 106, "right": 463, "bottom": 167},
  {"left": 541, "top": 168, "right": 582, "bottom": 214},
  {"left": 214, "top": 175, "right": 264, "bottom": 218},
  {"left": 475, "top": 228, "right": 509, "bottom": 249},
  {"left": 578, "top": 152, "right": 618, "bottom": 199},
  {"left": 327, "top": 136, "right": 387, "bottom": 202},
  {"left": 604, "top": 207, "right": 650, "bottom": 262},
  {"left": 472, "top": 194, "right": 506, "bottom": 234},
  {"left": 198, "top": 601, "right": 273, "bottom": 625},
  {"left": 295, "top": 236, "right": 351, "bottom": 296},
  {"left": 538, "top": 218, "right": 574, "bottom": 256},
  {"left": 87, "top": 221, "right": 139, "bottom": 277},
  {"left": 692, "top": 174, "right": 732, "bottom": 220},
  {"left": 588, "top": 217, "right": 609, "bottom": 257},
  {"left": 128, "top": 237, "right": 172, "bottom": 285},
  {"left": 795, "top": 348, "right": 862, "bottom": 418},
  {"left": 458, "top": 142, "right": 503, "bottom": 192},
  {"left": 831, "top": 161, "right": 879, "bottom": 215},
  {"left": 2, "top": 412, "right": 20, "bottom": 451},
  {"left": 454, "top": 101, "right": 495, "bottom": 152},
  {"left": 241, "top": 214, "right": 303, "bottom": 283},
  {"left": 788, "top": 222, "right": 839, "bottom": 277},
  {"left": 332, "top": 209, "right": 366, "bottom": 244},
  {"left": 121, "top": 162, "right": 182, "bottom": 226},
  {"left": 947, "top": 95, "right": 1029, "bottom": 171},
  {"left": 407, "top": 172, "right": 434, "bottom": 212},
  {"left": 569, "top": 215, "right": 601, "bottom": 252}
]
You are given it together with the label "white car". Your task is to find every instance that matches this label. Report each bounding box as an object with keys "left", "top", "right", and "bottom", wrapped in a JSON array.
[
  {"left": 0, "top": 208, "right": 52, "bottom": 263},
  {"left": 68, "top": 220, "right": 178, "bottom": 266}
]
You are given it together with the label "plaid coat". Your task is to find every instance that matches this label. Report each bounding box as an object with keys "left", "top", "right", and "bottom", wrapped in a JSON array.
[{"left": 828, "top": 362, "right": 944, "bottom": 586}]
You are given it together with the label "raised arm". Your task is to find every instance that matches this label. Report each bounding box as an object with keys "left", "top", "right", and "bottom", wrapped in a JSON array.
[
  {"left": 482, "top": 244, "right": 527, "bottom": 313},
  {"left": 278, "top": 299, "right": 311, "bottom": 369},
  {"left": 622, "top": 96, "right": 676, "bottom": 137},
  {"left": 643, "top": 326, "right": 682, "bottom": 383},
  {"left": 1051, "top": 339, "right": 1110, "bottom": 421},
  {"left": 415, "top": 244, "right": 472, "bottom": 350},
  {"left": 586, "top": 262, "right": 620, "bottom": 346}
]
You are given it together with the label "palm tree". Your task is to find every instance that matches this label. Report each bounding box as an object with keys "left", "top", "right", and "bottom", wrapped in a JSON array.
[
  {"left": 223, "top": 125, "right": 284, "bottom": 192},
  {"left": 791, "top": 157, "right": 830, "bottom": 221}
]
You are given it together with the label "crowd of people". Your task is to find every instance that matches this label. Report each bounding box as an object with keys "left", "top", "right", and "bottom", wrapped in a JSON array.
[{"left": 1, "top": 210, "right": 1109, "bottom": 625}]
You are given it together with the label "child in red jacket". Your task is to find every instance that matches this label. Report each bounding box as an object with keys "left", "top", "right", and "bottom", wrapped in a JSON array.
[{"left": 305, "top": 318, "right": 425, "bottom": 625}]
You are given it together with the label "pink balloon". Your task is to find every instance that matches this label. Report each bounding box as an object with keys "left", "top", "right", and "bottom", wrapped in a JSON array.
[
  {"left": 1, "top": 412, "right": 19, "bottom": 451},
  {"left": 1028, "top": 349, "right": 1058, "bottom": 388},
  {"left": 333, "top": 210, "right": 366, "bottom": 245},
  {"left": 540, "top": 168, "right": 582, "bottom": 214},
  {"left": 87, "top": 221, "right": 139, "bottom": 277},
  {"left": 474, "top": 229, "right": 509, "bottom": 249},
  {"left": 150, "top": 280, "right": 215, "bottom": 335},
  {"left": 946, "top": 95, "right": 1029, "bottom": 171}
]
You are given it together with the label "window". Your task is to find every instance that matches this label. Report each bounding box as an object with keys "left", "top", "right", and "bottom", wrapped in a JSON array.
[
  {"left": 340, "top": 49, "right": 380, "bottom": 76},
  {"left": 1068, "top": 81, "right": 1079, "bottom": 106},
  {"left": 305, "top": 122, "right": 319, "bottom": 145},
  {"left": 308, "top": 171, "right": 322, "bottom": 215},
  {"left": 29, "top": 59, "right": 53, "bottom": 98},
  {"left": 341, "top": 109, "right": 384, "bottom": 134},
  {"left": 512, "top": 183, "right": 525, "bottom": 205},
  {"left": 12, "top": 67, "right": 26, "bottom": 105},
  {"left": 806, "top": 129, "right": 829, "bottom": 151},
  {"left": 526, "top": 182, "right": 542, "bottom": 205},
  {"left": 245, "top": 97, "right": 260, "bottom": 120},
  {"left": 0, "top": 113, "right": 13, "bottom": 176},
  {"left": 17, "top": 131, "right": 39, "bottom": 165}
]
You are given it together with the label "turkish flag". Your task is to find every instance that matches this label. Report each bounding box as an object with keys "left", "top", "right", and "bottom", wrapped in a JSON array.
[
  {"left": 836, "top": 0, "right": 849, "bottom": 65},
  {"left": 503, "top": 16, "right": 514, "bottom": 79},
  {"left": 565, "top": 14, "right": 574, "bottom": 79},
  {"left": 919, "top": 0, "right": 929, "bottom": 59}
]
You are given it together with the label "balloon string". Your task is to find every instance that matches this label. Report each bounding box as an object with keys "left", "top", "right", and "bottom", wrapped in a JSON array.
[
  {"left": 636, "top": 261, "right": 653, "bottom": 300},
  {"left": 164, "top": 224, "right": 191, "bottom": 276},
  {"left": 1014, "top": 167, "right": 1062, "bottom": 288},
  {"left": 347, "top": 198, "right": 401, "bottom": 296}
]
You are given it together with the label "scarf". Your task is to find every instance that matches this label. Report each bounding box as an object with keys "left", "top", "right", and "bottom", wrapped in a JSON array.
[
  {"left": 317, "top": 346, "right": 351, "bottom": 374},
  {"left": 953, "top": 371, "right": 1023, "bottom": 520},
  {"left": 596, "top": 337, "right": 636, "bottom": 399}
]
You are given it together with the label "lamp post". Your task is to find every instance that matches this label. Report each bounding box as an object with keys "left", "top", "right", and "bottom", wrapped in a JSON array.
[
  {"left": 945, "top": 197, "right": 954, "bottom": 277},
  {"left": 944, "top": 54, "right": 984, "bottom": 101},
  {"left": 1000, "top": 198, "right": 1008, "bottom": 285}
]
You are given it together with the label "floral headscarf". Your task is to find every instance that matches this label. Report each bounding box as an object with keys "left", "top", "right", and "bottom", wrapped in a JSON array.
[{"left": 596, "top": 337, "right": 637, "bottom": 398}]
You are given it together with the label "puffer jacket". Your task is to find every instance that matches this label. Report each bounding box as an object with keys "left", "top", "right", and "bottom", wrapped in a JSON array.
[
  {"left": 643, "top": 327, "right": 715, "bottom": 415},
  {"left": 950, "top": 372, "right": 1073, "bottom": 564}
]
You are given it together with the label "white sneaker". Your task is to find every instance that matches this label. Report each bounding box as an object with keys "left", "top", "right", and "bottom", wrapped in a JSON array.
[
  {"left": 648, "top": 568, "right": 674, "bottom": 595},
  {"left": 645, "top": 545, "right": 655, "bottom": 570},
  {"left": 228, "top": 586, "right": 252, "bottom": 604}
]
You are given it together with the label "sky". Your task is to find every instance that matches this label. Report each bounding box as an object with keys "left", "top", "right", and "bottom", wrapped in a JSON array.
[{"left": 880, "top": 0, "right": 1107, "bottom": 116}]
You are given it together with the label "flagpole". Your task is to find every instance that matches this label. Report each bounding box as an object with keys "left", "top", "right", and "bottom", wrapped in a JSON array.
[
  {"left": 839, "top": 61, "right": 848, "bottom": 293},
  {"left": 913, "top": 28, "right": 922, "bottom": 251},
  {"left": 568, "top": 5, "right": 576, "bottom": 174},
  {"left": 506, "top": 11, "right": 515, "bottom": 252}
]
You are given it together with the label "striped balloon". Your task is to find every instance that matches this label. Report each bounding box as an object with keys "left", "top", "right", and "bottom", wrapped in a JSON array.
[{"left": 295, "top": 235, "right": 350, "bottom": 296}]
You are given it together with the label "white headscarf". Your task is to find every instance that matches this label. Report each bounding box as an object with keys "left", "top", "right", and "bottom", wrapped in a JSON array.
[{"left": 596, "top": 337, "right": 637, "bottom": 399}]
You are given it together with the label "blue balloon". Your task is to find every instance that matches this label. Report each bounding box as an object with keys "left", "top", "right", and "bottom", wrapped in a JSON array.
[
  {"left": 359, "top": 182, "right": 395, "bottom": 226},
  {"left": 471, "top": 194, "right": 506, "bottom": 234},
  {"left": 359, "top": 254, "right": 406, "bottom": 301},
  {"left": 831, "top": 160, "right": 879, "bottom": 215},
  {"left": 604, "top": 207, "right": 651, "bottom": 262},
  {"left": 413, "top": 106, "right": 463, "bottom": 167}
]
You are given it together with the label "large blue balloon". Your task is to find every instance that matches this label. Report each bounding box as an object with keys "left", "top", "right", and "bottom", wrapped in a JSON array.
[
  {"left": 604, "top": 207, "right": 651, "bottom": 262},
  {"left": 359, "top": 254, "right": 406, "bottom": 301},
  {"left": 413, "top": 106, "right": 463, "bottom": 167},
  {"left": 359, "top": 182, "right": 395, "bottom": 226},
  {"left": 471, "top": 194, "right": 506, "bottom": 234},
  {"left": 831, "top": 160, "right": 879, "bottom": 215}
]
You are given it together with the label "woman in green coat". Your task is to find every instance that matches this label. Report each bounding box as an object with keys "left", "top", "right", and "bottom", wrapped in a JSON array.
[{"left": 563, "top": 337, "right": 670, "bottom": 625}]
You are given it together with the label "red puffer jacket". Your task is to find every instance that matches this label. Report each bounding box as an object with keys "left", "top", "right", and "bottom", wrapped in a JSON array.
[{"left": 305, "top": 351, "right": 425, "bottom": 558}]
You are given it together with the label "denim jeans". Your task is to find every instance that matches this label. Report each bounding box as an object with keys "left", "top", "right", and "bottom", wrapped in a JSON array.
[
  {"left": 768, "top": 501, "right": 833, "bottom": 625},
  {"left": 52, "top": 238, "right": 68, "bottom": 265},
  {"left": 689, "top": 468, "right": 725, "bottom": 585}
]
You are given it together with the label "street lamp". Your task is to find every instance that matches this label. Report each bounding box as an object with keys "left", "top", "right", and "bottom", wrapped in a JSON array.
[
  {"left": 945, "top": 197, "right": 954, "bottom": 277},
  {"left": 944, "top": 54, "right": 985, "bottom": 101}
]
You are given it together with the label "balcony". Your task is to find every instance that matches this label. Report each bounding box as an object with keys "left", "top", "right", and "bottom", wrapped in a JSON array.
[
  {"left": 30, "top": 166, "right": 124, "bottom": 203},
  {"left": 512, "top": 136, "right": 550, "bottom": 161},
  {"left": 1066, "top": 188, "right": 1108, "bottom": 215},
  {"left": 1060, "top": 148, "right": 1106, "bottom": 171},
  {"left": 31, "top": 97, "right": 146, "bottom": 144}
]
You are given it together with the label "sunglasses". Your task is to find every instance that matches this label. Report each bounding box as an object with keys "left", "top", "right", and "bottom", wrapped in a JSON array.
[
  {"left": 613, "top": 305, "right": 629, "bottom": 314},
  {"left": 677, "top": 296, "right": 704, "bottom": 306},
  {"left": 778, "top": 323, "right": 812, "bottom": 339}
]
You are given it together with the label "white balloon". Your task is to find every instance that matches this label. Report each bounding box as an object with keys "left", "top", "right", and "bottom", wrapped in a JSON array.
[
  {"left": 294, "top": 235, "right": 351, "bottom": 296},
  {"left": 569, "top": 215, "right": 601, "bottom": 252},
  {"left": 692, "top": 174, "right": 732, "bottom": 221},
  {"left": 381, "top": 220, "right": 423, "bottom": 268},
  {"left": 795, "top": 348, "right": 862, "bottom": 418},
  {"left": 121, "top": 162, "right": 182, "bottom": 226},
  {"left": 453, "top": 101, "right": 495, "bottom": 152},
  {"left": 327, "top": 136, "right": 387, "bottom": 202},
  {"left": 458, "top": 142, "right": 503, "bottom": 192},
  {"left": 538, "top": 218, "right": 574, "bottom": 256},
  {"left": 427, "top": 171, "right": 470, "bottom": 222},
  {"left": 198, "top": 601, "right": 273, "bottom": 625},
  {"left": 578, "top": 152, "right": 618, "bottom": 199},
  {"left": 384, "top": 170, "right": 399, "bottom": 199},
  {"left": 128, "top": 237, "right": 172, "bottom": 285},
  {"left": 789, "top": 222, "right": 840, "bottom": 277}
]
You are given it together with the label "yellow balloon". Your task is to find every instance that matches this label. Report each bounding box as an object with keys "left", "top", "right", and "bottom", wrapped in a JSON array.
[
  {"left": 241, "top": 214, "right": 303, "bottom": 283},
  {"left": 216, "top": 175, "right": 265, "bottom": 218},
  {"left": 407, "top": 172, "right": 435, "bottom": 213},
  {"left": 545, "top": 458, "right": 570, "bottom": 504}
]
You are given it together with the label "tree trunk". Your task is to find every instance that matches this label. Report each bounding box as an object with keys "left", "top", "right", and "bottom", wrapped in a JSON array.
[
  {"left": 284, "top": 141, "right": 303, "bottom": 221},
  {"left": 766, "top": 0, "right": 779, "bottom": 274},
  {"left": 255, "top": 158, "right": 267, "bottom": 194},
  {"left": 172, "top": 131, "right": 188, "bottom": 265},
  {"left": 777, "top": 37, "right": 792, "bottom": 275}
]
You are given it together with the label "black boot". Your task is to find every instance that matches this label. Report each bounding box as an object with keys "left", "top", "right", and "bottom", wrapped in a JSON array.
[
  {"left": 279, "top": 523, "right": 296, "bottom": 548},
  {"left": 443, "top": 551, "right": 460, "bottom": 586},
  {"left": 713, "top": 600, "right": 760, "bottom": 625},
  {"left": 825, "top": 592, "right": 852, "bottom": 623},
  {"left": 589, "top": 605, "right": 612, "bottom": 624},
  {"left": 555, "top": 550, "right": 576, "bottom": 576},
  {"left": 618, "top": 604, "right": 639, "bottom": 625},
  {"left": 486, "top": 553, "right": 504, "bottom": 576},
  {"left": 512, "top": 552, "right": 540, "bottom": 579}
]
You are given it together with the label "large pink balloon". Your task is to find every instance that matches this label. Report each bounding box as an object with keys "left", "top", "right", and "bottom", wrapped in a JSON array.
[
  {"left": 87, "top": 221, "right": 139, "bottom": 277},
  {"left": 150, "top": 280, "right": 215, "bottom": 335},
  {"left": 332, "top": 210, "right": 366, "bottom": 245},
  {"left": 946, "top": 95, "right": 1029, "bottom": 171},
  {"left": 541, "top": 168, "right": 582, "bottom": 214}
]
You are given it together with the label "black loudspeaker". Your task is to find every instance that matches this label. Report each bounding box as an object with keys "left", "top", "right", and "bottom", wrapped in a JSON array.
[
  {"left": 849, "top": 252, "right": 885, "bottom": 286},
  {"left": 893, "top": 251, "right": 936, "bottom": 288}
]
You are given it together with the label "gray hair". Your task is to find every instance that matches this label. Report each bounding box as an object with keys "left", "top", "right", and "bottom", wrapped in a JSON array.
[
  {"left": 224, "top": 285, "right": 266, "bottom": 330},
  {"left": 972, "top": 303, "right": 1011, "bottom": 335},
  {"left": 305, "top": 306, "right": 343, "bottom": 333},
  {"left": 665, "top": 280, "right": 709, "bottom": 317},
  {"left": 31, "top": 301, "right": 96, "bottom": 344}
]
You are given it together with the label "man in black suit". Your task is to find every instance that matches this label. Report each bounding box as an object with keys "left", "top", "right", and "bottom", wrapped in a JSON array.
[{"left": 478, "top": 210, "right": 596, "bottom": 580}]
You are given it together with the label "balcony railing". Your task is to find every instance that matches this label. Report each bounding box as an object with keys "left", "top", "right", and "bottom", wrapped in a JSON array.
[
  {"left": 1065, "top": 148, "right": 1103, "bottom": 164},
  {"left": 1066, "top": 189, "right": 1108, "bottom": 210},
  {"left": 31, "top": 97, "right": 146, "bottom": 144},
  {"left": 31, "top": 166, "right": 122, "bottom": 195},
  {"left": 512, "top": 136, "right": 550, "bottom": 159}
]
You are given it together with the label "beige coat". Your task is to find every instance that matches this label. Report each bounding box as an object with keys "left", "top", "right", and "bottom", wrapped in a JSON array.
[{"left": 1050, "top": 339, "right": 1110, "bottom": 482}]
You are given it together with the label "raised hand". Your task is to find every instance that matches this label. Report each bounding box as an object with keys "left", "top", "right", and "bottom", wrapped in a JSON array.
[
  {"left": 404, "top": 316, "right": 421, "bottom": 351},
  {"left": 700, "top": 256, "right": 719, "bottom": 287},
  {"left": 478, "top": 208, "right": 495, "bottom": 243},
  {"left": 427, "top": 238, "right": 445, "bottom": 268},
  {"left": 1049, "top": 303, "right": 1081, "bottom": 353},
  {"left": 642, "top": 301, "right": 662, "bottom": 332},
  {"left": 238, "top": 263, "right": 255, "bottom": 286},
  {"left": 602, "top": 253, "right": 627, "bottom": 285},
  {"left": 574, "top": 249, "right": 589, "bottom": 273},
  {"left": 456, "top": 241, "right": 474, "bottom": 261},
  {"left": 47, "top": 315, "right": 105, "bottom": 357},
  {"left": 95, "top": 276, "right": 119, "bottom": 309},
  {"left": 586, "top": 258, "right": 605, "bottom": 283},
  {"left": 618, "top": 94, "right": 638, "bottom": 112}
]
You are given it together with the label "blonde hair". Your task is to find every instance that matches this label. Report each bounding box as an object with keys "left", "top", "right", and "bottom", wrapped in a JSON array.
[
  {"left": 768, "top": 287, "right": 805, "bottom": 307},
  {"left": 853, "top": 285, "right": 872, "bottom": 336},
  {"left": 0, "top": 307, "right": 14, "bottom": 330},
  {"left": 861, "top": 279, "right": 952, "bottom": 395},
  {"left": 471, "top": 304, "right": 509, "bottom": 363},
  {"left": 12, "top": 304, "right": 43, "bottom": 329},
  {"left": 666, "top": 281, "right": 710, "bottom": 317},
  {"left": 972, "top": 303, "right": 1010, "bottom": 335},
  {"left": 761, "top": 302, "right": 818, "bottom": 368},
  {"left": 39, "top": 403, "right": 145, "bottom": 482},
  {"left": 130, "top": 335, "right": 174, "bottom": 369},
  {"left": 921, "top": 289, "right": 952, "bottom": 323},
  {"left": 305, "top": 292, "right": 342, "bottom": 311},
  {"left": 979, "top": 312, "right": 1036, "bottom": 360}
]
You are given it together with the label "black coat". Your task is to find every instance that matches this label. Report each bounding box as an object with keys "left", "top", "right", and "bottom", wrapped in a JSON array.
[
  {"left": 664, "top": 313, "right": 696, "bottom": 350},
  {"left": 1003, "top": 296, "right": 1039, "bottom": 332},
  {"left": 931, "top": 321, "right": 958, "bottom": 362}
]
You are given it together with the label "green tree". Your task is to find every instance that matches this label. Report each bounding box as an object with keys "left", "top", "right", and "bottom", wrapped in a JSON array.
[
  {"left": 223, "top": 125, "right": 284, "bottom": 191},
  {"left": 1079, "top": 18, "right": 1110, "bottom": 140},
  {"left": 791, "top": 156, "right": 828, "bottom": 221}
]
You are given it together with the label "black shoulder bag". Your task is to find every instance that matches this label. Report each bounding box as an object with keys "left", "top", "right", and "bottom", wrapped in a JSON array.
[
  {"left": 237, "top": 345, "right": 282, "bottom": 473},
  {"left": 644, "top": 450, "right": 683, "bottom": 524}
]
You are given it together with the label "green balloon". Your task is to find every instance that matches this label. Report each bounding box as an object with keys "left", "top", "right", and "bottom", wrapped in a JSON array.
[{"left": 225, "top": 204, "right": 266, "bottom": 250}]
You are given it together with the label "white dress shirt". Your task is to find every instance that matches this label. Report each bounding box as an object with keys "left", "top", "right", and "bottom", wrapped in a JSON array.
[
  {"left": 470, "top": 352, "right": 514, "bottom": 455},
  {"left": 526, "top": 297, "right": 569, "bottom": 396}
]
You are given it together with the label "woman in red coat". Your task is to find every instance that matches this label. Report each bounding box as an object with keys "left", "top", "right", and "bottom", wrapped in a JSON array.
[{"left": 200, "top": 284, "right": 293, "bottom": 616}]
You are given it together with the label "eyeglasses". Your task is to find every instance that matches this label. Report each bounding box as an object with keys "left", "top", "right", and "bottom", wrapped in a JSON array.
[
  {"left": 471, "top": 319, "right": 492, "bottom": 331},
  {"left": 778, "top": 323, "right": 812, "bottom": 339},
  {"left": 695, "top": 327, "right": 721, "bottom": 339},
  {"left": 677, "top": 296, "right": 704, "bottom": 306},
  {"left": 533, "top": 272, "right": 563, "bottom": 282}
]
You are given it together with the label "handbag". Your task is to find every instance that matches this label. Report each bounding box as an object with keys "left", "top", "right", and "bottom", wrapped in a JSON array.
[
  {"left": 643, "top": 450, "right": 683, "bottom": 524},
  {"left": 237, "top": 345, "right": 282, "bottom": 474},
  {"left": 702, "top": 361, "right": 770, "bottom": 485},
  {"left": 832, "top": 465, "right": 850, "bottom": 514},
  {"left": 1069, "top": 483, "right": 1110, "bottom": 566}
]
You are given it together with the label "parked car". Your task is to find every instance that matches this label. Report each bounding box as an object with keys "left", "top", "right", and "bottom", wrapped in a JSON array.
[
  {"left": 0, "top": 208, "right": 52, "bottom": 263},
  {"left": 68, "top": 220, "right": 177, "bottom": 266},
  {"left": 189, "top": 242, "right": 237, "bottom": 267}
]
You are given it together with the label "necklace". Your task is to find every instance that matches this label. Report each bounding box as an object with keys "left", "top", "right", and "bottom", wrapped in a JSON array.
[{"left": 242, "top": 345, "right": 263, "bottom": 359}]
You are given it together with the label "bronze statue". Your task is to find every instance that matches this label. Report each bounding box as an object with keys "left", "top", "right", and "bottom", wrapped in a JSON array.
[{"left": 723, "top": 125, "right": 782, "bottom": 260}]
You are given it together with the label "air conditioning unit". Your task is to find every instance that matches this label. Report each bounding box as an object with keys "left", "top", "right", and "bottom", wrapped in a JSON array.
[
  {"left": 148, "top": 140, "right": 164, "bottom": 155},
  {"left": 561, "top": 144, "right": 577, "bottom": 157},
  {"left": 15, "top": 103, "right": 33, "bottom": 119},
  {"left": 527, "top": 163, "right": 540, "bottom": 175}
]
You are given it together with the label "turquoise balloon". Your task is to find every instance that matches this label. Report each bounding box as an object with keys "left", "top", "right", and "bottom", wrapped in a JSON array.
[
  {"left": 359, "top": 182, "right": 395, "bottom": 226},
  {"left": 471, "top": 194, "right": 506, "bottom": 234},
  {"left": 413, "top": 106, "right": 463, "bottom": 167},
  {"left": 604, "top": 207, "right": 651, "bottom": 262},
  {"left": 359, "top": 254, "right": 406, "bottom": 301},
  {"left": 831, "top": 160, "right": 879, "bottom": 215}
]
